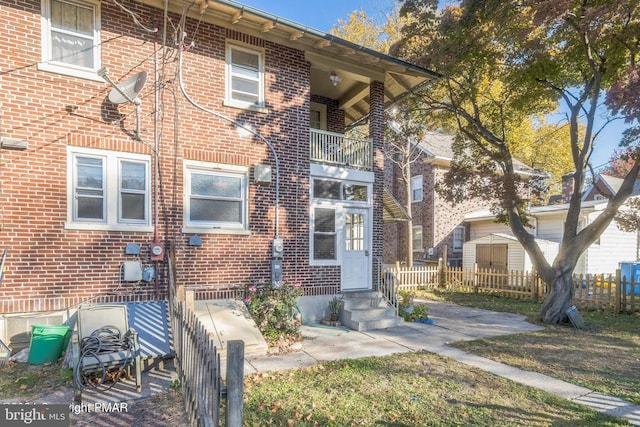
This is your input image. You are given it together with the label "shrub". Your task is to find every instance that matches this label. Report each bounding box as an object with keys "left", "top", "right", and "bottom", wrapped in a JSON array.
[
  {"left": 243, "top": 281, "right": 304, "bottom": 345},
  {"left": 397, "top": 290, "right": 429, "bottom": 322}
]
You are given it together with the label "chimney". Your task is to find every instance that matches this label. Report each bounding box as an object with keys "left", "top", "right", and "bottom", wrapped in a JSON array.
[{"left": 561, "top": 172, "right": 575, "bottom": 203}]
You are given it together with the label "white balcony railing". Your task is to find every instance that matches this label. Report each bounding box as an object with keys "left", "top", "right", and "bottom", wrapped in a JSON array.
[{"left": 310, "top": 129, "right": 372, "bottom": 170}]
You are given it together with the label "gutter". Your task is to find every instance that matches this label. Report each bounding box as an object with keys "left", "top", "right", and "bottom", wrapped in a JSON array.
[{"left": 213, "top": 0, "right": 442, "bottom": 79}]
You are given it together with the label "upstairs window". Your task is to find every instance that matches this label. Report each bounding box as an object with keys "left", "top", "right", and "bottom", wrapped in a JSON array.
[
  {"left": 310, "top": 102, "right": 327, "bottom": 130},
  {"left": 453, "top": 226, "right": 465, "bottom": 253},
  {"left": 40, "top": 0, "right": 101, "bottom": 80},
  {"left": 411, "top": 175, "right": 423, "bottom": 203},
  {"left": 225, "top": 43, "right": 264, "bottom": 109}
]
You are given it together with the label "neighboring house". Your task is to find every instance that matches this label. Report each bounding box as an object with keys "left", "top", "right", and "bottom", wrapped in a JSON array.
[
  {"left": 464, "top": 200, "right": 638, "bottom": 276},
  {"left": 0, "top": 0, "right": 436, "bottom": 333},
  {"left": 383, "top": 131, "right": 535, "bottom": 268},
  {"left": 581, "top": 174, "right": 640, "bottom": 202}
]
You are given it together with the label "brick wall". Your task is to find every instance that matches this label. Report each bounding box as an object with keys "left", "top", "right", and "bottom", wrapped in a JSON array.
[
  {"left": 370, "top": 81, "right": 385, "bottom": 283},
  {"left": 0, "top": 1, "right": 354, "bottom": 313}
]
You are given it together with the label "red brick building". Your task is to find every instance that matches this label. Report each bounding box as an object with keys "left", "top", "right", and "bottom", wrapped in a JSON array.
[
  {"left": 0, "top": 0, "right": 436, "bottom": 324},
  {"left": 384, "top": 132, "right": 490, "bottom": 267}
]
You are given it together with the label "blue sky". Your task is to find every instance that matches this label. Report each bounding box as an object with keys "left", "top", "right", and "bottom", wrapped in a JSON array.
[
  {"left": 238, "top": 0, "right": 623, "bottom": 169},
  {"left": 236, "top": 1, "right": 373, "bottom": 33}
]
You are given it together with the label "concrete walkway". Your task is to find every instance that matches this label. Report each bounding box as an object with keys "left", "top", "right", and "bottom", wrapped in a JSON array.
[{"left": 243, "top": 300, "right": 640, "bottom": 426}]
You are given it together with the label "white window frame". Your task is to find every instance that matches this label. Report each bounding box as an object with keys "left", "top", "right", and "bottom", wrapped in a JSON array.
[
  {"left": 453, "top": 225, "right": 465, "bottom": 253},
  {"left": 224, "top": 42, "right": 266, "bottom": 111},
  {"left": 310, "top": 206, "right": 339, "bottom": 265},
  {"left": 310, "top": 102, "right": 327, "bottom": 130},
  {"left": 39, "top": 0, "right": 103, "bottom": 81},
  {"left": 411, "top": 175, "right": 423, "bottom": 203},
  {"left": 412, "top": 225, "right": 423, "bottom": 252},
  {"left": 66, "top": 146, "right": 152, "bottom": 231},
  {"left": 183, "top": 161, "right": 249, "bottom": 234}
]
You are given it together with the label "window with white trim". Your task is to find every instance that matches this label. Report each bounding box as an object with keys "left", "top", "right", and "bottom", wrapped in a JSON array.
[
  {"left": 185, "top": 163, "right": 248, "bottom": 231},
  {"left": 412, "top": 225, "right": 423, "bottom": 252},
  {"left": 411, "top": 175, "right": 423, "bottom": 203},
  {"left": 310, "top": 102, "right": 327, "bottom": 130},
  {"left": 453, "top": 225, "right": 465, "bottom": 253},
  {"left": 313, "top": 207, "right": 337, "bottom": 260},
  {"left": 225, "top": 43, "right": 264, "bottom": 109},
  {"left": 67, "top": 147, "right": 151, "bottom": 230},
  {"left": 40, "top": 0, "right": 101, "bottom": 80}
]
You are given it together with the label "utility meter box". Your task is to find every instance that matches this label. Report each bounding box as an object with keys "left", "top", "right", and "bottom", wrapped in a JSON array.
[
  {"left": 149, "top": 241, "right": 164, "bottom": 261},
  {"left": 272, "top": 238, "right": 284, "bottom": 258},
  {"left": 271, "top": 259, "right": 283, "bottom": 285}
]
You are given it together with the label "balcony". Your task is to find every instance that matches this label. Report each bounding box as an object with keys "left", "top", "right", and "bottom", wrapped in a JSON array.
[{"left": 309, "top": 129, "right": 372, "bottom": 170}]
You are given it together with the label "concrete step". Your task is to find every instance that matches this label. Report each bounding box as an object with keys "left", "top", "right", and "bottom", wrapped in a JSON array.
[
  {"left": 342, "top": 296, "right": 386, "bottom": 310},
  {"left": 341, "top": 311, "right": 405, "bottom": 331},
  {"left": 341, "top": 302, "right": 404, "bottom": 331},
  {"left": 341, "top": 290, "right": 381, "bottom": 299}
]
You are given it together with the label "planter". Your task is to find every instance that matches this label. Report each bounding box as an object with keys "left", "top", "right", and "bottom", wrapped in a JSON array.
[{"left": 321, "top": 318, "right": 343, "bottom": 327}]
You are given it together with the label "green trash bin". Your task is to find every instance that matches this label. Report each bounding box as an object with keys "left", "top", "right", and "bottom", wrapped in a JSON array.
[{"left": 28, "top": 324, "right": 70, "bottom": 364}]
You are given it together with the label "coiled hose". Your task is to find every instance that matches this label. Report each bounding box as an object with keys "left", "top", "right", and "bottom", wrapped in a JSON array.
[{"left": 73, "top": 326, "right": 134, "bottom": 390}]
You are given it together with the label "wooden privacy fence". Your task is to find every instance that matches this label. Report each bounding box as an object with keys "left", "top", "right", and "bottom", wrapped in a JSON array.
[{"left": 383, "top": 263, "right": 639, "bottom": 314}]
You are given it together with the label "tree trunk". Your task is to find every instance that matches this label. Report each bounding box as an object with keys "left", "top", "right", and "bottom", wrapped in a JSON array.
[{"left": 540, "top": 270, "right": 575, "bottom": 324}]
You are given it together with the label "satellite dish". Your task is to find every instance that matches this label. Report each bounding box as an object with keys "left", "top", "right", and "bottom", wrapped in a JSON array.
[{"left": 108, "top": 71, "right": 148, "bottom": 104}]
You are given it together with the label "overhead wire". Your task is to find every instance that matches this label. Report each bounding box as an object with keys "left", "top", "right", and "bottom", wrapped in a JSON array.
[{"left": 110, "top": 0, "right": 158, "bottom": 33}]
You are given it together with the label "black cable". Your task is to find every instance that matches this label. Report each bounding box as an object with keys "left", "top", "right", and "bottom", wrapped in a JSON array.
[{"left": 74, "top": 326, "right": 135, "bottom": 391}]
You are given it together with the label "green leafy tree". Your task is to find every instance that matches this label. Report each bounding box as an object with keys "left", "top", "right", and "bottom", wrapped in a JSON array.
[{"left": 394, "top": 0, "right": 640, "bottom": 323}]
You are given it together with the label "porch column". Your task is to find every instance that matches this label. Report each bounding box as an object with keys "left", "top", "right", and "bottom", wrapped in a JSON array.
[{"left": 370, "top": 80, "right": 385, "bottom": 287}]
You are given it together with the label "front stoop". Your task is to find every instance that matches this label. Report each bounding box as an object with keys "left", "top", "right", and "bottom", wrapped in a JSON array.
[{"left": 340, "top": 291, "right": 404, "bottom": 331}]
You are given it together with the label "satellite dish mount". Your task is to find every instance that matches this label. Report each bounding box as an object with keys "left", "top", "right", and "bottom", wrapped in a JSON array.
[{"left": 98, "top": 68, "right": 148, "bottom": 140}]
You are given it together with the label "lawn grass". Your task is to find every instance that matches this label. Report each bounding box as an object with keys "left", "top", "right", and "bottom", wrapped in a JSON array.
[
  {"left": 417, "top": 289, "right": 640, "bottom": 405},
  {"left": 0, "top": 361, "right": 72, "bottom": 399},
  {"left": 243, "top": 351, "right": 630, "bottom": 426}
]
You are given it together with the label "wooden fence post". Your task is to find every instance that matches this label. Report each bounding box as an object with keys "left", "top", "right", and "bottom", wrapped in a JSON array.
[
  {"left": 473, "top": 263, "right": 479, "bottom": 294},
  {"left": 185, "top": 289, "right": 195, "bottom": 312},
  {"left": 615, "top": 269, "right": 621, "bottom": 314},
  {"left": 531, "top": 268, "right": 538, "bottom": 303},
  {"left": 226, "top": 340, "right": 245, "bottom": 427},
  {"left": 437, "top": 258, "right": 444, "bottom": 287}
]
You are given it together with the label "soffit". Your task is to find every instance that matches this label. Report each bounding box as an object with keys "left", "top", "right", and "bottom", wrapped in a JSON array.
[{"left": 137, "top": 0, "right": 439, "bottom": 125}]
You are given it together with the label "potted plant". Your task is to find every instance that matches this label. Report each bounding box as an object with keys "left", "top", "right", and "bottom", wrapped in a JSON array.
[{"left": 328, "top": 296, "right": 343, "bottom": 321}]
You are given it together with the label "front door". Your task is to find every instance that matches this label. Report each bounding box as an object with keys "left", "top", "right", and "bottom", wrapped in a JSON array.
[{"left": 341, "top": 208, "right": 371, "bottom": 290}]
